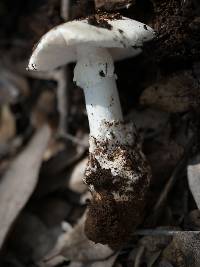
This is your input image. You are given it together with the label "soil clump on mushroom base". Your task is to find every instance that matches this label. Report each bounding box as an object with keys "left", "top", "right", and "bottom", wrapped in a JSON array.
[{"left": 84, "top": 139, "right": 150, "bottom": 249}]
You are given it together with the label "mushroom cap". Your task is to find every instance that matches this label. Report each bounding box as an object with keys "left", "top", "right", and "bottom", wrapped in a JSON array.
[{"left": 28, "top": 17, "right": 155, "bottom": 71}]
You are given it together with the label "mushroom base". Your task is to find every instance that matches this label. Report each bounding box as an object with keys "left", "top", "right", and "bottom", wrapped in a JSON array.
[
  {"left": 84, "top": 134, "right": 151, "bottom": 249},
  {"left": 85, "top": 179, "right": 148, "bottom": 249}
]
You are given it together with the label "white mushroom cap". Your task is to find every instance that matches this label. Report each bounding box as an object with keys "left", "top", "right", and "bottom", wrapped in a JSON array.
[{"left": 28, "top": 17, "right": 155, "bottom": 72}]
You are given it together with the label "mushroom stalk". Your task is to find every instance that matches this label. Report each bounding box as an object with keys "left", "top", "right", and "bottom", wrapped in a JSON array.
[
  {"left": 74, "top": 46, "right": 123, "bottom": 138},
  {"left": 74, "top": 47, "right": 151, "bottom": 249}
]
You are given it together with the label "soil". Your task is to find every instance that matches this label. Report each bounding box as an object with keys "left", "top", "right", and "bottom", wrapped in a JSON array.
[
  {"left": 84, "top": 136, "right": 151, "bottom": 248},
  {"left": 85, "top": 175, "right": 149, "bottom": 249},
  {"left": 151, "top": 0, "right": 200, "bottom": 66},
  {"left": 87, "top": 11, "right": 122, "bottom": 29}
]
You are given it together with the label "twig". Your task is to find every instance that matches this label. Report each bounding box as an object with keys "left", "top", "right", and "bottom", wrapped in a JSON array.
[
  {"left": 57, "top": 0, "right": 71, "bottom": 136},
  {"left": 134, "top": 229, "right": 200, "bottom": 236},
  {"left": 54, "top": 68, "right": 68, "bottom": 136},
  {"left": 134, "top": 246, "right": 145, "bottom": 267},
  {"left": 61, "top": 0, "right": 70, "bottom": 21},
  {"left": 58, "top": 132, "right": 89, "bottom": 148}
]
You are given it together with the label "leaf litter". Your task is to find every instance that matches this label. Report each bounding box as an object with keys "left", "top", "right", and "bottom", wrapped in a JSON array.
[{"left": 0, "top": 0, "right": 200, "bottom": 267}]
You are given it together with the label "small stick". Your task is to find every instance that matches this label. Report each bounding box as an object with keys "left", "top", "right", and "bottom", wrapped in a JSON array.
[
  {"left": 57, "top": 0, "right": 71, "bottom": 136},
  {"left": 61, "top": 0, "right": 70, "bottom": 21},
  {"left": 134, "top": 229, "right": 200, "bottom": 236},
  {"left": 54, "top": 68, "right": 68, "bottom": 136},
  {"left": 134, "top": 246, "right": 145, "bottom": 267},
  {"left": 58, "top": 132, "right": 89, "bottom": 148}
]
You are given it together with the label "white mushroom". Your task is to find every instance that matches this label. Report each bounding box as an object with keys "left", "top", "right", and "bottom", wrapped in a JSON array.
[{"left": 28, "top": 14, "right": 155, "bottom": 248}]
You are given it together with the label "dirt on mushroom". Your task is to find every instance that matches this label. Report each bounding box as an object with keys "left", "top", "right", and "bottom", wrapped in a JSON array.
[
  {"left": 87, "top": 11, "right": 122, "bottom": 30},
  {"left": 84, "top": 138, "right": 151, "bottom": 249}
]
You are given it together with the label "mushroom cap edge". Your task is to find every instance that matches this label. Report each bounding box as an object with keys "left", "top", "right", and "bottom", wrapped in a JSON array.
[{"left": 28, "top": 17, "right": 155, "bottom": 72}]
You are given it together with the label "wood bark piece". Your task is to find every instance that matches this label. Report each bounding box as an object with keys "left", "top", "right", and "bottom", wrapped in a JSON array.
[{"left": 0, "top": 125, "right": 51, "bottom": 249}]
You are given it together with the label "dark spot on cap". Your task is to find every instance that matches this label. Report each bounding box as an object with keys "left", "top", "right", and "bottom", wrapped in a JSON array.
[
  {"left": 99, "top": 70, "right": 105, "bottom": 77},
  {"left": 32, "top": 63, "right": 37, "bottom": 71},
  {"left": 119, "top": 39, "right": 125, "bottom": 47},
  {"left": 118, "top": 29, "right": 124, "bottom": 34},
  {"left": 143, "top": 25, "right": 148, "bottom": 30},
  {"left": 105, "top": 63, "right": 108, "bottom": 74}
]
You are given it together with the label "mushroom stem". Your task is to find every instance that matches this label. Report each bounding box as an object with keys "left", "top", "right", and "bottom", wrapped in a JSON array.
[{"left": 73, "top": 46, "right": 123, "bottom": 138}]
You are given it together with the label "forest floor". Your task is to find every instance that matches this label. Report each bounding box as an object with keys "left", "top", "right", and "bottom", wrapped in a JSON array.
[{"left": 0, "top": 0, "right": 200, "bottom": 267}]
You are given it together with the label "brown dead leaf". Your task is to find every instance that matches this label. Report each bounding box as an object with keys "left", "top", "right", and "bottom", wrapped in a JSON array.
[
  {"left": 140, "top": 72, "right": 199, "bottom": 113},
  {"left": 0, "top": 125, "right": 51, "bottom": 249}
]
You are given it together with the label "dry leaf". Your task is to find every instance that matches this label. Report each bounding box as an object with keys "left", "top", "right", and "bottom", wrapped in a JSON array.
[
  {"left": 158, "top": 260, "right": 174, "bottom": 267},
  {"left": 127, "top": 232, "right": 172, "bottom": 267},
  {"left": 60, "top": 214, "right": 114, "bottom": 262},
  {"left": 44, "top": 214, "right": 114, "bottom": 265},
  {"left": 0, "top": 125, "right": 51, "bottom": 249},
  {"left": 163, "top": 232, "right": 200, "bottom": 267},
  {"left": 146, "top": 139, "right": 184, "bottom": 182},
  {"left": 128, "top": 108, "right": 169, "bottom": 139},
  {"left": 33, "top": 140, "right": 86, "bottom": 199},
  {"left": 8, "top": 212, "right": 57, "bottom": 263},
  {"left": 0, "top": 105, "right": 16, "bottom": 145},
  {"left": 187, "top": 154, "right": 200, "bottom": 209},
  {"left": 68, "top": 157, "right": 88, "bottom": 193},
  {"left": 0, "top": 68, "right": 29, "bottom": 105},
  {"left": 33, "top": 197, "right": 71, "bottom": 228},
  {"left": 140, "top": 72, "right": 199, "bottom": 112},
  {"left": 68, "top": 254, "right": 117, "bottom": 267},
  {"left": 185, "top": 210, "right": 200, "bottom": 230},
  {"left": 31, "top": 90, "right": 57, "bottom": 129}
]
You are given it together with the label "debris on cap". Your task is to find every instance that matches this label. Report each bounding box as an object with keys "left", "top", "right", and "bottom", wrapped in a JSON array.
[{"left": 95, "top": 0, "right": 133, "bottom": 11}]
